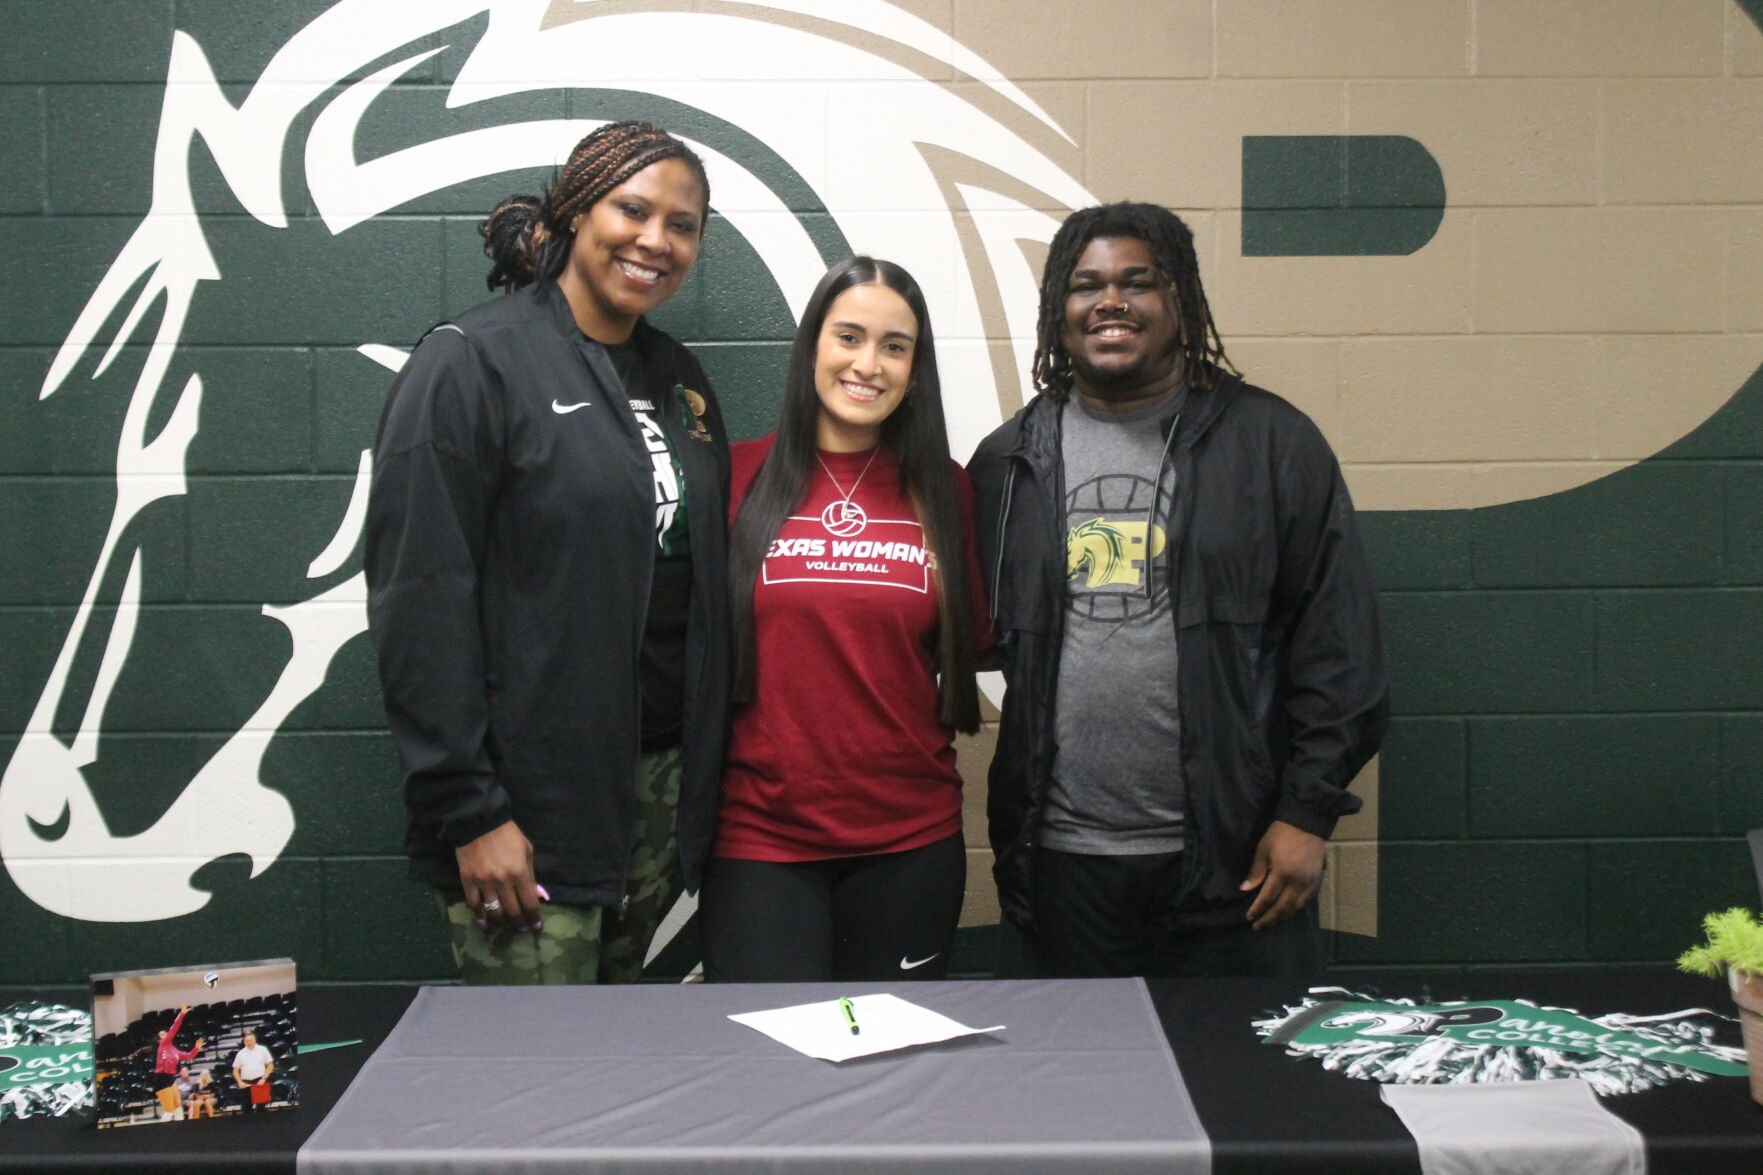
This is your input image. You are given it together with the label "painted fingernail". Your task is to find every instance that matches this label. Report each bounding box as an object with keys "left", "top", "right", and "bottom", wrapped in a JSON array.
[
  {"left": 536, "top": 884, "right": 551, "bottom": 902},
  {"left": 532, "top": 919, "right": 544, "bottom": 933},
  {"left": 475, "top": 917, "right": 487, "bottom": 930}
]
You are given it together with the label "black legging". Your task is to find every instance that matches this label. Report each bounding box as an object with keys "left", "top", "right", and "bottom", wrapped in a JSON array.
[{"left": 701, "top": 833, "right": 965, "bottom": 982}]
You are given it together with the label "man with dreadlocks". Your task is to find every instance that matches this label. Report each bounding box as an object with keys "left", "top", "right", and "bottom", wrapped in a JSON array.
[{"left": 969, "top": 202, "right": 1388, "bottom": 981}]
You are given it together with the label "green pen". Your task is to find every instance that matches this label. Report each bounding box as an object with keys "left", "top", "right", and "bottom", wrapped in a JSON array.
[{"left": 838, "top": 997, "right": 860, "bottom": 1036}]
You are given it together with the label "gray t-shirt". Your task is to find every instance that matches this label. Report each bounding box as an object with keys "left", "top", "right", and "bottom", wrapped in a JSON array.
[{"left": 1042, "top": 389, "right": 1186, "bottom": 855}]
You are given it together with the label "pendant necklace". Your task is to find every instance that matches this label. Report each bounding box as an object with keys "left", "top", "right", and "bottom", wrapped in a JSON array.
[{"left": 815, "top": 447, "right": 879, "bottom": 538}]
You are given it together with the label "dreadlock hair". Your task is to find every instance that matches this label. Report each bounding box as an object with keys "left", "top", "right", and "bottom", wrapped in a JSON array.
[
  {"left": 1029, "top": 202, "right": 1235, "bottom": 398},
  {"left": 478, "top": 120, "right": 711, "bottom": 293},
  {"left": 726, "top": 257, "right": 981, "bottom": 734}
]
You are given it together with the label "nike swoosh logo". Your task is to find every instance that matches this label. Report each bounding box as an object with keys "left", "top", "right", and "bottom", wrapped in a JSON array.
[
  {"left": 551, "top": 400, "right": 591, "bottom": 414},
  {"left": 899, "top": 953, "right": 940, "bottom": 971}
]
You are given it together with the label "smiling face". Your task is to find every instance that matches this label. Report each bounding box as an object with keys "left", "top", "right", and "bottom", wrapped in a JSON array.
[
  {"left": 1059, "top": 235, "right": 1184, "bottom": 410},
  {"left": 560, "top": 157, "right": 705, "bottom": 342},
  {"left": 812, "top": 282, "right": 919, "bottom": 452}
]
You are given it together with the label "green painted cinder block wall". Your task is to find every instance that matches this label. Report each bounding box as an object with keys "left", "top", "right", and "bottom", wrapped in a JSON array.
[{"left": 0, "top": 1, "right": 1759, "bottom": 984}]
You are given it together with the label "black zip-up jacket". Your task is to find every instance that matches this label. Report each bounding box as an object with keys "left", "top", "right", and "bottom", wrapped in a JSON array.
[
  {"left": 365, "top": 281, "right": 731, "bottom": 907},
  {"left": 968, "top": 369, "right": 1389, "bottom": 930}
]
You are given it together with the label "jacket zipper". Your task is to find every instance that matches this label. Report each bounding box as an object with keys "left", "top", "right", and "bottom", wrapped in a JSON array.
[
  {"left": 583, "top": 333, "right": 658, "bottom": 915},
  {"left": 1156, "top": 410, "right": 1205, "bottom": 899},
  {"left": 989, "top": 463, "right": 1017, "bottom": 626},
  {"left": 1148, "top": 411, "right": 1180, "bottom": 601},
  {"left": 1031, "top": 408, "right": 1068, "bottom": 848}
]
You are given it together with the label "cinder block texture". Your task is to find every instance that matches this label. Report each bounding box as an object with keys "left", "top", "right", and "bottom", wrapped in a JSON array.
[
  {"left": 1586, "top": 840, "right": 1757, "bottom": 961},
  {"left": 1218, "top": 0, "right": 1471, "bottom": 78},
  {"left": 0, "top": 1, "right": 174, "bottom": 82},
  {"left": 1328, "top": 841, "right": 1380, "bottom": 938},
  {"left": 1472, "top": 208, "right": 1727, "bottom": 334},
  {"left": 1347, "top": 80, "right": 1599, "bottom": 206},
  {"left": 1735, "top": 1, "right": 1763, "bottom": 75},
  {"left": 269, "top": 731, "right": 405, "bottom": 857},
  {"left": 1334, "top": 841, "right": 1588, "bottom": 964},
  {"left": 321, "top": 859, "right": 456, "bottom": 981},
  {"left": 187, "top": 218, "right": 444, "bottom": 346},
  {"left": 0, "top": 217, "right": 138, "bottom": 345},
  {"left": 1595, "top": 590, "right": 1763, "bottom": 710},
  {"left": 1731, "top": 211, "right": 1763, "bottom": 332},
  {"left": 0, "top": 87, "right": 45, "bottom": 215},
  {"left": 1241, "top": 135, "right": 1445, "bottom": 256},
  {"left": 1591, "top": 334, "right": 1763, "bottom": 460},
  {"left": 1337, "top": 336, "right": 1597, "bottom": 464},
  {"left": 1467, "top": 462, "right": 1725, "bottom": 588},
  {"left": 953, "top": 0, "right": 1211, "bottom": 80},
  {"left": 45, "top": 84, "right": 163, "bottom": 216},
  {"left": 177, "top": 0, "right": 431, "bottom": 85},
  {"left": 1085, "top": 82, "right": 1345, "bottom": 209},
  {"left": 1719, "top": 716, "right": 1763, "bottom": 833},
  {"left": 1378, "top": 718, "right": 1468, "bottom": 840},
  {"left": 1601, "top": 80, "right": 1763, "bottom": 204},
  {"left": 1359, "top": 509, "right": 1472, "bottom": 591},
  {"left": 1215, "top": 209, "right": 1474, "bottom": 335},
  {"left": 2, "top": 0, "right": 1761, "bottom": 988},
  {"left": 1468, "top": 717, "right": 1720, "bottom": 838},
  {"left": 1475, "top": 0, "right": 1725, "bottom": 78},
  {"left": 1383, "top": 592, "right": 1596, "bottom": 714}
]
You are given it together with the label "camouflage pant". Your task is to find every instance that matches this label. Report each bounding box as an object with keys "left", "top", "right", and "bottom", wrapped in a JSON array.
[{"left": 439, "top": 745, "right": 684, "bottom": 985}]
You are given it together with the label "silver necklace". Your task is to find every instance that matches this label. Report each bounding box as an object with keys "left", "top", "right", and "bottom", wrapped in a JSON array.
[{"left": 815, "top": 448, "right": 879, "bottom": 538}]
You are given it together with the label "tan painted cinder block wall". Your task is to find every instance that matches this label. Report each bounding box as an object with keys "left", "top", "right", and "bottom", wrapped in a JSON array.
[
  {"left": 892, "top": 0, "right": 1761, "bottom": 509},
  {"left": 933, "top": 0, "right": 1763, "bottom": 939}
]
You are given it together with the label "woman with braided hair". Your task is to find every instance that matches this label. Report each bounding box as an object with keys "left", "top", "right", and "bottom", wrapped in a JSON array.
[{"left": 366, "top": 121, "right": 731, "bottom": 984}]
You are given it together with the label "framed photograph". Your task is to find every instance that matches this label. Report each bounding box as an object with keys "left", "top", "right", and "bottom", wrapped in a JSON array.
[{"left": 91, "top": 959, "right": 297, "bottom": 1128}]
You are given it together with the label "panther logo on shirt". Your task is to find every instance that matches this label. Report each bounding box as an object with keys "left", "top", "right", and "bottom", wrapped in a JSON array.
[
  {"left": 1067, "top": 517, "right": 1167, "bottom": 590},
  {"left": 1065, "top": 473, "right": 1173, "bottom": 621}
]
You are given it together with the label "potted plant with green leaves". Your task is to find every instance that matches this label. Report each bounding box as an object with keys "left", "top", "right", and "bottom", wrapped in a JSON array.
[{"left": 1679, "top": 907, "right": 1763, "bottom": 1106}]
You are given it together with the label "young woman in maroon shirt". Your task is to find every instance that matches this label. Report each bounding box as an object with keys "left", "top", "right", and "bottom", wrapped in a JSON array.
[{"left": 702, "top": 257, "right": 991, "bottom": 982}]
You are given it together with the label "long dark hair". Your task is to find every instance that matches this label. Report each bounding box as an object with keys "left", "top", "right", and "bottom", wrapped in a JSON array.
[
  {"left": 728, "top": 257, "right": 981, "bottom": 733},
  {"left": 1030, "top": 201, "right": 1234, "bottom": 397},
  {"left": 478, "top": 120, "right": 711, "bottom": 292}
]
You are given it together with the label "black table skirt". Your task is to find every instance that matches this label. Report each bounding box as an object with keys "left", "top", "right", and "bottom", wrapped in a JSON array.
[
  {"left": 1157, "top": 968, "right": 1763, "bottom": 1175},
  {"left": 5, "top": 969, "right": 1760, "bottom": 1173},
  {"left": 2, "top": 985, "right": 416, "bottom": 1174}
]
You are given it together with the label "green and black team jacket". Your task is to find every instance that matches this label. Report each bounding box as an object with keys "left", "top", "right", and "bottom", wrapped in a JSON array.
[
  {"left": 967, "top": 368, "right": 1390, "bottom": 931},
  {"left": 365, "top": 280, "right": 731, "bottom": 908}
]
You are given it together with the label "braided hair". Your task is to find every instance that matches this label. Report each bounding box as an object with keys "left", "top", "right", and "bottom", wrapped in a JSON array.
[
  {"left": 478, "top": 120, "right": 710, "bottom": 293},
  {"left": 1029, "top": 202, "right": 1234, "bottom": 398}
]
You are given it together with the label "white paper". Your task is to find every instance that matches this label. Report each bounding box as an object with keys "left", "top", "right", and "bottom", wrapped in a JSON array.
[{"left": 728, "top": 993, "right": 1005, "bottom": 1063}]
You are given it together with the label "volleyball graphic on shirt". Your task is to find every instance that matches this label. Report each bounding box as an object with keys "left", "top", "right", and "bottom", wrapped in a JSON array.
[
  {"left": 820, "top": 500, "right": 869, "bottom": 538},
  {"left": 1064, "top": 473, "right": 1173, "bottom": 621},
  {"left": 762, "top": 515, "right": 932, "bottom": 594}
]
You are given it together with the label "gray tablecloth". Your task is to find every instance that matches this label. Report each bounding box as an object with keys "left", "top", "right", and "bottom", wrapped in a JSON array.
[{"left": 297, "top": 979, "right": 1209, "bottom": 1174}]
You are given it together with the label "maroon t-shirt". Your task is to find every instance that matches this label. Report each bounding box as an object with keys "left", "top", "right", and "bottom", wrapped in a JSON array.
[{"left": 714, "top": 436, "right": 992, "bottom": 862}]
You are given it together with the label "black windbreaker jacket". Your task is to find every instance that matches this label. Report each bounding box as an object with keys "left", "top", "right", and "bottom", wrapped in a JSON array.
[
  {"left": 365, "top": 281, "right": 731, "bottom": 907},
  {"left": 968, "top": 369, "right": 1389, "bottom": 930}
]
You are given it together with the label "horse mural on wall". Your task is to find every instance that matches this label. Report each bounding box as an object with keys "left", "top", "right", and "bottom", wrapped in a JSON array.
[
  {"left": 0, "top": 0, "right": 1098, "bottom": 924},
  {"left": 4, "top": 0, "right": 1756, "bottom": 953}
]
